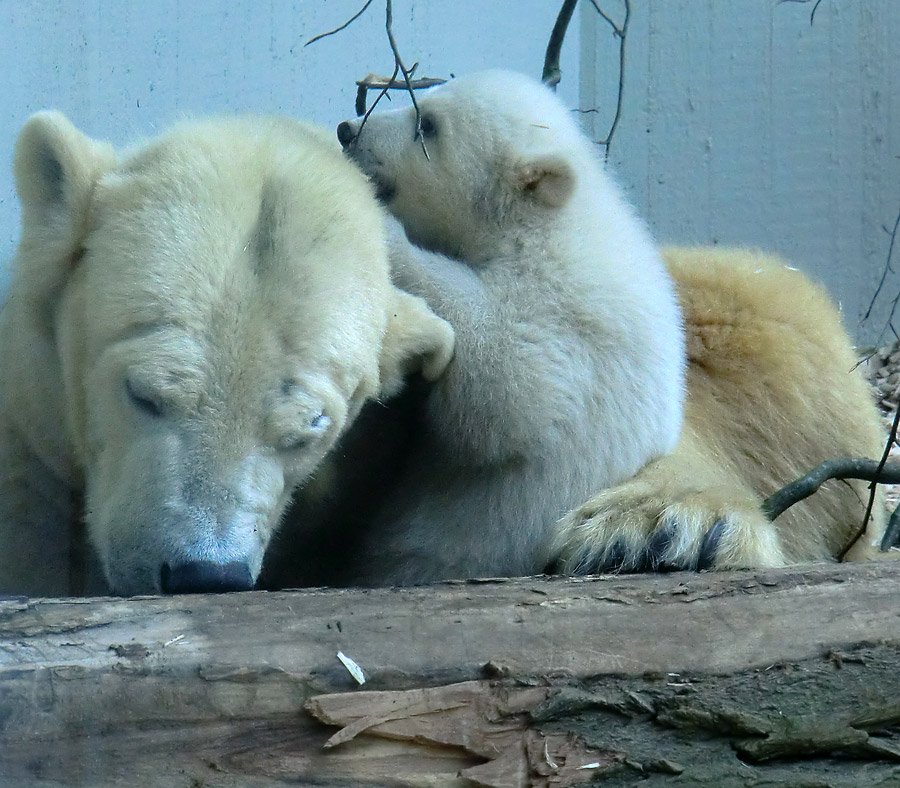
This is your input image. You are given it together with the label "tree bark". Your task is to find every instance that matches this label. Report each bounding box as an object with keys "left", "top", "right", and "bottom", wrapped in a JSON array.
[{"left": 2, "top": 563, "right": 900, "bottom": 787}]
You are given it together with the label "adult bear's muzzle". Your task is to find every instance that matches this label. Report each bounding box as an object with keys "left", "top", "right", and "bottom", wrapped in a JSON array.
[{"left": 160, "top": 560, "right": 254, "bottom": 594}]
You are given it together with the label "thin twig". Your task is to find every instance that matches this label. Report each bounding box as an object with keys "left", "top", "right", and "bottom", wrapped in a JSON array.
[
  {"left": 384, "top": 0, "right": 430, "bottom": 159},
  {"left": 849, "top": 346, "right": 878, "bottom": 373},
  {"left": 543, "top": 0, "right": 579, "bottom": 90},
  {"left": 307, "top": 0, "right": 442, "bottom": 156},
  {"left": 553, "top": 1, "right": 630, "bottom": 158},
  {"left": 355, "top": 61, "right": 400, "bottom": 137},
  {"left": 863, "top": 205, "right": 900, "bottom": 339},
  {"left": 596, "top": 0, "right": 630, "bottom": 159},
  {"left": 304, "top": 0, "right": 375, "bottom": 47},
  {"left": 877, "top": 280, "right": 900, "bottom": 347},
  {"left": 589, "top": 0, "right": 624, "bottom": 35}
]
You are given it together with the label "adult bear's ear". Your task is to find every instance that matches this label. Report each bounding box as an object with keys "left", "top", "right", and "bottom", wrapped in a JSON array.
[
  {"left": 512, "top": 152, "right": 576, "bottom": 209},
  {"left": 13, "top": 111, "right": 115, "bottom": 261},
  {"left": 378, "top": 287, "right": 455, "bottom": 399}
]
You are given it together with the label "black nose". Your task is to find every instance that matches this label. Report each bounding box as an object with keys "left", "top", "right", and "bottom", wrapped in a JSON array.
[
  {"left": 336, "top": 121, "right": 357, "bottom": 147},
  {"left": 160, "top": 560, "right": 254, "bottom": 594}
]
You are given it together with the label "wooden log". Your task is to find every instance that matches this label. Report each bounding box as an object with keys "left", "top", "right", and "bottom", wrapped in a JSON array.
[{"left": 2, "top": 563, "right": 900, "bottom": 786}]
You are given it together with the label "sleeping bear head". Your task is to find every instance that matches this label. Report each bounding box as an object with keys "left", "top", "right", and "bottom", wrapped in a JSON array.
[{"left": 5, "top": 112, "right": 452, "bottom": 595}]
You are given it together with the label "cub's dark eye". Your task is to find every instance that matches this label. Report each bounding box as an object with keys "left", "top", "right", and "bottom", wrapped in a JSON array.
[
  {"left": 126, "top": 379, "right": 164, "bottom": 418},
  {"left": 417, "top": 114, "right": 438, "bottom": 139}
]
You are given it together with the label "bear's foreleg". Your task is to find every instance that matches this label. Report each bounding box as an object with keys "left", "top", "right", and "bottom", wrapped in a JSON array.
[{"left": 550, "top": 426, "right": 789, "bottom": 574}]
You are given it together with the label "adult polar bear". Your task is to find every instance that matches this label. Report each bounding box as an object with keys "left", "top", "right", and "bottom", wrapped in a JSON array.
[
  {"left": 0, "top": 112, "right": 453, "bottom": 597},
  {"left": 336, "top": 69, "right": 887, "bottom": 583}
]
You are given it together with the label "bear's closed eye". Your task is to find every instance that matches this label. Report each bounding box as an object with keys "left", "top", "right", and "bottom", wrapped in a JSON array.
[
  {"left": 125, "top": 378, "right": 164, "bottom": 418},
  {"left": 417, "top": 115, "right": 438, "bottom": 139}
]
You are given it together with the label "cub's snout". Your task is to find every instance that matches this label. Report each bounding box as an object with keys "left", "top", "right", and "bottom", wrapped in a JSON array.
[{"left": 337, "top": 120, "right": 358, "bottom": 147}]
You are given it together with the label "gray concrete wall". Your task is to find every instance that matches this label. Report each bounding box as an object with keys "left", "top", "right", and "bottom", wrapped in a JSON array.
[
  {"left": 580, "top": 0, "right": 900, "bottom": 344},
  {"left": 0, "top": 1, "right": 577, "bottom": 293},
  {"left": 2, "top": 1, "right": 898, "bottom": 344}
]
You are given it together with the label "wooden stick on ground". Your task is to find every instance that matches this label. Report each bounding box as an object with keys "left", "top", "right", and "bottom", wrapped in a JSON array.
[{"left": 3, "top": 564, "right": 900, "bottom": 786}]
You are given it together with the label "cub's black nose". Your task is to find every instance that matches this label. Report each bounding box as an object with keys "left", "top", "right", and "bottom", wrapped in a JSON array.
[
  {"left": 337, "top": 121, "right": 357, "bottom": 147},
  {"left": 160, "top": 560, "right": 253, "bottom": 594}
]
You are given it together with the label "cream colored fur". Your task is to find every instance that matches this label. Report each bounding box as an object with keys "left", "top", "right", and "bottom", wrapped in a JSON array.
[
  {"left": 0, "top": 112, "right": 453, "bottom": 596},
  {"left": 337, "top": 70, "right": 686, "bottom": 584},
  {"left": 337, "top": 70, "right": 887, "bottom": 583},
  {"left": 553, "top": 247, "right": 888, "bottom": 571}
]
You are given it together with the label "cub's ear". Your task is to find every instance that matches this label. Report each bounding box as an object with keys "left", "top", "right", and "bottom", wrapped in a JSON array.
[
  {"left": 13, "top": 111, "right": 115, "bottom": 255},
  {"left": 379, "top": 287, "right": 455, "bottom": 399},
  {"left": 512, "top": 153, "right": 576, "bottom": 209}
]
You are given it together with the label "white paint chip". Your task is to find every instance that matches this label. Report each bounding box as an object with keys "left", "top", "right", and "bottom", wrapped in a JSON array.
[{"left": 337, "top": 651, "right": 366, "bottom": 685}]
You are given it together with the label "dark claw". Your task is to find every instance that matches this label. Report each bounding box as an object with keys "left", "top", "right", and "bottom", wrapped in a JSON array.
[
  {"left": 598, "top": 541, "right": 628, "bottom": 572},
  {"left": 641, "top": 522, "right": 677, "bottom": 571},
  {"left": 558, "top": 518, "right": 725, "bottom": 577},
  {"left": 561, "top": 541, "right": 629, "bottom": 575},
  {"left": 697, "top": 519, "right": 725, "bottom": 570}
]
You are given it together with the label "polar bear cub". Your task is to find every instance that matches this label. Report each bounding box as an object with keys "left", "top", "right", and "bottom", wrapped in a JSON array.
[
  {"left": 0, "top": 112, "right": 452, "bottom": 596},
  {"left": 337, "top": 69, "right": 887, "bottom": 583},
  {"left": 336, "top": 69, "right": 686, "bottom": 583}
]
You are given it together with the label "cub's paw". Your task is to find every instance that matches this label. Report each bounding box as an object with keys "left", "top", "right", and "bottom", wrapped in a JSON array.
[
  {"left": 379, "top": 288, "right": 455, "bottom": 398},
  {"left": 550, "top": 480, "right": 787, "bottom": 575}
]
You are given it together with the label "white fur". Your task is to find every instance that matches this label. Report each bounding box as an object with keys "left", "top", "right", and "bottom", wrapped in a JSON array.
[
  {"left": 338, "top": 70, "right": 686, "bottom": 583},
  {"left": 0, "top": 112, "right": 453, "bottom": 596}
]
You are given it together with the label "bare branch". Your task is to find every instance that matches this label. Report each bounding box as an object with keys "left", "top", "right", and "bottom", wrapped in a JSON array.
[
  {"left": 542, "top": 0, "right": 579, "bottom": 90},
  {"left": 554, "top": 1, "right": 630, "bottom": 158},
  {"left": 863, "top": 204, "right": 900, "bottom": 336},
  {"left": 306, "top": 0, "right": 445, "bottom": 157},
  {"left": 589, "top": 0, "right": 624, "bottom": 36},
  {"left": 342, "top": 3, "right": 446, "bottom": 156},
  {"left": 762, "top": 458, "right": 900, "bottom": 521},
  {"left": 810, "top": 0, "right": 825, "bottom": 23},
  {"left": 304, "top": 0, "right": 375, "bottom": 47},
  {"left": 354, "top": 74, "right": 447, "bottom": 117},
  {"left": 596, "top": 0, "right": 631, "bottom": 159},
  {"left": 762, "top": 458, "right": 900, "bottom": 550},
  {"left": 854, "top": 402, "right": 900, "bottom": 556}
]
